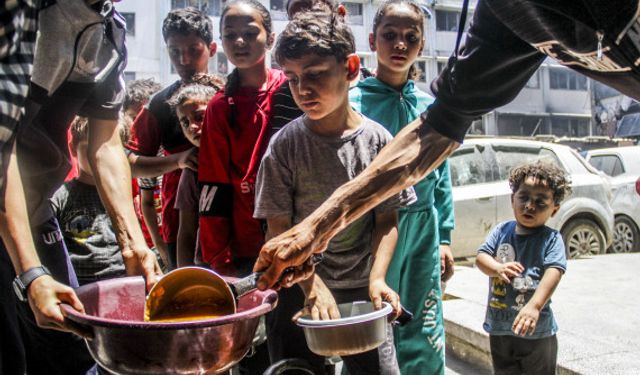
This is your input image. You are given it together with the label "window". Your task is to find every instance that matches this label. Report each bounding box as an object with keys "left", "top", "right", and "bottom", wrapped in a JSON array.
[
  {"left": 124, "top": 71, "right": 136, "bottom": 82},
  {"left": 551, "top": 118, "right": 590, "bottom": 137},
  {"left": 122, "top": 13, "right": 135, "bottom": 36},
  {"left": 436, "top": 10, "right": 460, "bottom": 32},
  {"left": 588, "top": 155, "right": 624, "bottom": 177},
  {"left": 415, "top": 60, "right": 426, "bottom": 82},
  {"left": 343, "top": 2, "right": 363, "bottom": 25},
  {"left": 526, "top": 71, "right": 539, "bottom": 89},
  {"left": 449, "top": 147, "right": 491, "bottom": 187},
  {"left": 270, "top": 0, "right": 287, "bottom": 20},
  {"left": 492, "top": 146, "right": 561, "bottom": 181},
  {"left": 549, "top": 68, "right": 587, "bottom": 90},
  {"left": 171, "top": 0, "right": 222, "bottom": 16}
]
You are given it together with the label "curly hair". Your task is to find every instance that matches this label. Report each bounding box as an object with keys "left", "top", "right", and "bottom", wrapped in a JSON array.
[
  {"left": 509, "top": 161, "right": 572, "bottom": 205},
  {"left": 372, "top": 0, "right": 425, "bottom": 81},
  {"left": 275, "top": 10, "right": 355, "bottom": 65},
  {"left": 220, "top": 0, "right": 273, "bottom": 97},
  {"left": 285, "top": 0, "right": 336, "bottom": 19},
  {"left": 162, "top": 7, "right": 214, "bottom": 45},
  {"left": 167, "top": 73, "right": 225, "bottom": 108},
  {"left": 124, "top": 78, "right": 162, "bottom": 112}
]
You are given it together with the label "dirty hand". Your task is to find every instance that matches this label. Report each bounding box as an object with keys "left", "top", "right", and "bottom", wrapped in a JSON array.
[
  {"left": 496, "top": 262, "right": 524, "bottom": 284},
  {"left": 440, "top": 244, "right": 455, "bottom": 282},
  {"left": 512, "top": 303, "right": 540, "bottom": 336},
  {"left": 254, "top": 222, "right": 327, "bottom": 290},
  {"left": 293, "top": 282, "right": 340, "bottom": 321},
  {"left": 177, "top": 147, "right": 198, "bottom": 171},
  {"left": 370, "top": 278, "right": 401, "bottom": 319},
  {"left": 27, "top": 275, "right": 86, "bottom": 334},
  {"left": 122, "top": 245, "right": 163, "bottom": 291}
]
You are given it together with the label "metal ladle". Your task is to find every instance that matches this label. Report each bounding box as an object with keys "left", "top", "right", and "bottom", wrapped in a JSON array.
[{"left": 145, "top": 254, "right": 324, "bottom": 322}]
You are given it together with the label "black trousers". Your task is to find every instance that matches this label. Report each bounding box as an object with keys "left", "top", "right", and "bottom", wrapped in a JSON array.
[{"left": 490, "top": 334, "right": 558, "bottom": 375}]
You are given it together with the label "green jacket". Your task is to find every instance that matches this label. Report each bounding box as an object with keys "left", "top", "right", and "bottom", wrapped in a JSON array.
[{"left": 350, "top": 77, "right": 455, "bottom": 243}]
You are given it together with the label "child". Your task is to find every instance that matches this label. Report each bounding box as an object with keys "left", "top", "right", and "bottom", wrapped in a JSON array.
[
  {"left": 50, "top": 117, "right": 129, "bottom": 286},
  {"left": 198, "top": 0, "right": 286, "bottom": 276},
  {"left": 255, "top": 11, "right": 415, "bottom": 374},
  {"left": 349, "top": 1, "right": 455, "bottom": 373},
  {"left": 127, "top": 7, "right": 213, "bottom": 270},
  {"left": 167, "top": 74, "right": 224, "bottom": 267},
  {"left": 476, "top": 161, "right": 571, "bottom": 375}
]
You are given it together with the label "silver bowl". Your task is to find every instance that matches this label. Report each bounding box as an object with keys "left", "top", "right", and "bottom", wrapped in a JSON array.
[{"left": 296, "top": 301, "right": 392, "bottom": 356}]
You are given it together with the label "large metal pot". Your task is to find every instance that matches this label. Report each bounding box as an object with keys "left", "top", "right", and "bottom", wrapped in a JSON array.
[
  {"left": 60, "top": 276, "right": 277, "bottom": 375},
  {"left": 296, "top": 301, "right": 393, "bottom": 356}
]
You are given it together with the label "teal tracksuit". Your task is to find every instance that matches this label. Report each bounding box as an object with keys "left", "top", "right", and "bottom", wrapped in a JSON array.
[{"left": 350, "top": 78, "right": 455, "bottom": 375}]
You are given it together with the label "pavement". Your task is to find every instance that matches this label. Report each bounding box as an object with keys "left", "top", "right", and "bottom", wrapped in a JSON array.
[{"left": 443, "top": 253, "right": 640, "bottom": 375}]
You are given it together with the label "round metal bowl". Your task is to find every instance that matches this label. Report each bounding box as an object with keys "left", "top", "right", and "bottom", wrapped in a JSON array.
[
  {"left": 295, "top": 301, "right": 392, "bottom": 356},
  {"left": 60, "top": 276, "right": 277, "bottom": 375}
]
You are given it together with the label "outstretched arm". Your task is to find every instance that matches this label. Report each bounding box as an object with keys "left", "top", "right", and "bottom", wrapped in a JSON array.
[
  {"left": 1, "top": 142, "right": 85, "bottom": 332},
  {"left": 87, "top": 118, "right": 162, "bottom": 290},
  {"left": 254, "top": 123, "right": 459, "bottom": 289}
]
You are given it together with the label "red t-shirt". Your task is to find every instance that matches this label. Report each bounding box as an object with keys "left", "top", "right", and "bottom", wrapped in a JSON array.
[
  {"left": 198, "top": 69, "right": 286, "bottom": 272},
  {"left": 127, "top": 82, "right": 191, "bottom": 244}
]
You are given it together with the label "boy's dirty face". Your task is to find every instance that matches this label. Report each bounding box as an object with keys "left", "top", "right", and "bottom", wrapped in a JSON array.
[
  {"left": 511, "top": 176, "right": 559, "bottom": 229},
  {"left": 282, "top": 53, "right": 356, "bottom": 121},
  {"left": 370, "top": 4, "right": 424, "bottom": 74},
  {"left": 221, "top": 4, "right": 272, "bottom": 69},
  {"left": 167, "top": 32, "right": 215, "bottom": 81},
  {"left": 176, "top": 99, "right": 207, "bottom": 147}
]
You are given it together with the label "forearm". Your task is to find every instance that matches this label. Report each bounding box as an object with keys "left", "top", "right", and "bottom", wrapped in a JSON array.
[
  {"left": 0, "top": 142, "right": 41, "bottom": 273},
  {"left": 528, "top": 268, "right": 562, "bottom": 310},
  {"left": 475, "top": 252, "right": 500, "bottom": 277},
  {"left": 305, "top": 122, "right": 459, "bottom": 251},
  {"left": 140, "top": 190, "right": 165, "bottom": 249},
  {"left": 369, "top": 211, "right": 398, "bottom": 282},
  {"left": 176, "top": 210, "right": 197, "bottom": 267},
  {"left": 88, "top": 119, "right": 147, "bottom": 254},
  {"left": 128, "top": 153, "right": 182, "bottom": 178}
]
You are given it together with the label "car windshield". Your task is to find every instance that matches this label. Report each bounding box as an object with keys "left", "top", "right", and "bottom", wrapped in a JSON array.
[{"left": 491, "top": 144, "right": 562, "bottom": 180}]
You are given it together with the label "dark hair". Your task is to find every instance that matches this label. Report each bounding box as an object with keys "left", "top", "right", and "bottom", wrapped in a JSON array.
[
  {"left": 275, "top": 11, "right": 355, "bottom": 66},
  {"left": 220, "top": 0, "right": 273, "bottom": 97},
  {"left": 509, "top": 161, "right": 572, "bottom": 205},
  {"left": 162, "top": 7, "right": 214, "bottom": 45},
  {"left": 71, "top": 117, "right": 129, "bottom": 149},
  {"left": 124, "top": 78, "right": 162, "bottom": 112},
  {"left": 167, "top": 73, "right": 225, "bottom": 108},
  {"left": 372, "top": 0, "right": 424, "bottom": 81},
  {"left": 285, "top": 0, "right": 336, "bottom": 19}
]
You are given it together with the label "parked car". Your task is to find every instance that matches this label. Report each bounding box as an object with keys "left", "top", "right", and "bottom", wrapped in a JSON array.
[
  {"left": 448, "top": 138, "right": 614, "bottom": 259},
  {"left": 585, "top": 146, "right": 640, "bottom": 253}
]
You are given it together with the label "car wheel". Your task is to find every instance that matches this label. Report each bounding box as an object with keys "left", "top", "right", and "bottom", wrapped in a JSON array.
[
  {"left": 561, "top": 219, "right": 606, "bottom": 259},
  {"left": 610, "top": 216, "right": 639, "bottom": 253}
]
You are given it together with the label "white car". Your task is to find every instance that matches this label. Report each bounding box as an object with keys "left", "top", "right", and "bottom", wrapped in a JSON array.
[
  {"left": 586, "top": 146, "right": 640, "bottom": 253},
  {"left": 449, "top": 138, "right": 614, "bottom": 259}
]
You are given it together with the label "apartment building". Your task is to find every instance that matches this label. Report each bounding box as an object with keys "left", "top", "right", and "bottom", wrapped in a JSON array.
[{"left": 115, "top": 0, "right": 595, "bottom": 137}]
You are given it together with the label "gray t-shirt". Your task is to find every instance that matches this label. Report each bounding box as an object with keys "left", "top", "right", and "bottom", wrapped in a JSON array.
[{"left": 254, "top": 116, "right": 416, "bottom": 289}]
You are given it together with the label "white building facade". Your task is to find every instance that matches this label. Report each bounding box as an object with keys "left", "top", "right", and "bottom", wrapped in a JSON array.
[{"left": 115, "top": 0, "right": 594, "bottom": 138}]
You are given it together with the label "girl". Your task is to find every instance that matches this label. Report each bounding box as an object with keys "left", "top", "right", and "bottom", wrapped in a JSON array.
[
  {"left": 349, "top": 1, "right": 455, "bottom": 373},
  {"left": 198, "top": 0, "right": 286, "bottom": 276},
  {"left": 167, "top": 74, "right": 224, "bottom": 268}
]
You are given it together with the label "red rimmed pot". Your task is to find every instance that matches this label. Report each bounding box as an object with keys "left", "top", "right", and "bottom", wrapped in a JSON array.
[{"left": 60, "top": 276, "right": 277, "bottom": 375}]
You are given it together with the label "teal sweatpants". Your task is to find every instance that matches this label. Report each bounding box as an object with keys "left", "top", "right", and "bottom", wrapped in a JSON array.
[{"left": 387, "top": 208, "right": 445, "bottom": 375}]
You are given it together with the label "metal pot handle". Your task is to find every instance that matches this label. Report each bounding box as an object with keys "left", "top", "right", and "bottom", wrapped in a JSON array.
[{"left": 61, "top": 305, "right": 95, "bottom": 340}]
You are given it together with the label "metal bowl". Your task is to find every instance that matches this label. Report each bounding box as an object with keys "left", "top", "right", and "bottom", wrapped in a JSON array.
[
  {"left": 296, "top": 301, "right": 392, "bottom": 356},
  {"left": 60, "top": 276, "right": 277, "bottom": 375}
]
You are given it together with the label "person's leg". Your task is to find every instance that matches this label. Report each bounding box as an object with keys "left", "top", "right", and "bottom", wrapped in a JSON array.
[
  {"left": 520, "top": 335, "right": 558, "bottom": 375},
  {"left": 265, "top": 284, "right": 327, "bottom": 374},
  {"left": 490, "top": 335, "right": 521, "bottom": 375},
  {"left": 392, "top": 210, "right": 445, "bottom": 374}
]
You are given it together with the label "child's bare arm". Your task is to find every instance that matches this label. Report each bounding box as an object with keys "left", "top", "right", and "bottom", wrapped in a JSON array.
[
  {"left": 176, "top": 207, "right": 198, "bottom": 267},
  {"left": 369, "top": 209, "right": 400, "bottom": 315},
  {"left": 476, "top": 252, "right": 524, "bottom": 283},
  {"left": 127, "top": 148, "right": 198, "bottom": 178},
  {"left": 512, "top": 267, "right": 563, "bottom": 336}
]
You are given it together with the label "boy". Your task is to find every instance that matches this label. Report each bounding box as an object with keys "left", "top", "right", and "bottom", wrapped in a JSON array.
[
  {"left": 127, "top": 7, "right": 215, "bottom": 270},
  {"left": 254, "top": 11, "right": 415, "bottom": 375},
  {"left": 475, "top": 161, "right": 571, "bottom": 375},
  {"left": 51, "top": 117, "right": 128, "bottom": 286}
]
